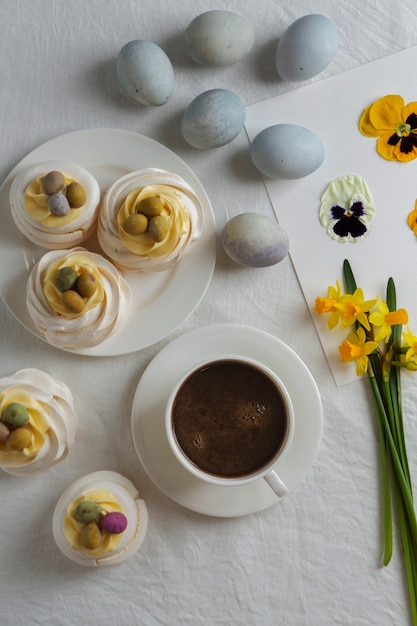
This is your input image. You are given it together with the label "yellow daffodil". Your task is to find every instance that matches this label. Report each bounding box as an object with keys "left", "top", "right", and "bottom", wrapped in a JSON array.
[
  {"left": 336, "top": 288, "right": 377, "bottom": 330},
  {"left": 339, "top": 327, "right": 378, "bottom": 376},
  {"left": 402, "top": 326, "right": 417, "bottom": 367},
  {"left": 369, "top": 300, "right": 409, "bottom": 343},
  {"left": 359, "top": 94, "right": 417, "bottom": 162},
  {"left": 320, "top": 260, "right": 417, "bottom": 621},
  {"left": 407, "top": 200, "right": 417, "bottom": 236},
  {"left": 314, "top": 280, "right": 343, "bottom": 329}
]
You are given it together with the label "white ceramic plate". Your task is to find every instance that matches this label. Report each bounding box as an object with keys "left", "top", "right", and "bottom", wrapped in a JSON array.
[
  {"left": 131, "top": 324, "right": 323, "bottom": 517},
  {"left": 0, "top": 129, "right": 216, "bottom": 356}
]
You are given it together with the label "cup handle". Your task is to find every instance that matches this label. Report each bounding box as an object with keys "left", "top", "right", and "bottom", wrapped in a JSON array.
[{"left": 263, "top": 469, "right": 289, "bottom": 498}]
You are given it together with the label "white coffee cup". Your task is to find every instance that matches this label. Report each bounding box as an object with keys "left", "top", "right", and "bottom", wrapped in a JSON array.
[{"left": 165, "top": 355, "right": 294, "bottom": 498}]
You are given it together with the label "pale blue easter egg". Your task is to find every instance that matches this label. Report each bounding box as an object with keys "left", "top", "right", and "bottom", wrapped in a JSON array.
[
  {"left": 116, "top": 40, "right": 174, "bottom": 106},
  {"left": 276, "top": 14, "right": 338, "bottom": 81},
  {"left": 185, "top": 10, "right": 255, "bottom": 67},
  {"left": 250, "top": 124, "right": 325, "bottom": 179},
  {"left": 181, "top": 89, "right": 245, "bottom": 149}
]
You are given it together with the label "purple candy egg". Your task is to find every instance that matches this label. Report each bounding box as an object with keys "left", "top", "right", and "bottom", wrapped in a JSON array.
[
  {"left": 100, "top": 511, "right": 128, "bottom": 534},
  {"left": 48, "top": 192, "right": 70, "bottom": 216}
]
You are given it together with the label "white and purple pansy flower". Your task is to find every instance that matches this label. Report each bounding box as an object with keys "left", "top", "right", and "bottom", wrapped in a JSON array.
[{"left": 319, "top": 174, "right": 376, "bottom": 243}]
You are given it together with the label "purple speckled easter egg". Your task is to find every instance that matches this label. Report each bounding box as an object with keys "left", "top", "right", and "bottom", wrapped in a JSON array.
[
  {"left": 100, "top": 511, "right": 128, "bottom": 534},
  {"left": 48, "top": 193, "right": 70, "bottom": 217}
]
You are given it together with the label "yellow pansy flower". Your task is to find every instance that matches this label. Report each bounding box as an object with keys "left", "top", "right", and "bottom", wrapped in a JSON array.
[{"left": 359, "top": 94, "right": 417, "bottom": 162}]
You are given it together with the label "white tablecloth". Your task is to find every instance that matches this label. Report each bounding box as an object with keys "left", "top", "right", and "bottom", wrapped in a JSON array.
[{"left": 1, "top": 1, "right": 417, "bottom": 624}]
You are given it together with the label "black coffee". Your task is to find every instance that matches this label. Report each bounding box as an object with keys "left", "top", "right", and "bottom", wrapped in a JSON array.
[{"left": 171, "top": 360, "right": 288, "bottom": 478}]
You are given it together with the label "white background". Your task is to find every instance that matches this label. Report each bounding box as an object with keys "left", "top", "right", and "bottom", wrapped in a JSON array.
[
  {"left": 1, "top": 1, "right": 417, "bottom": 625},
  {"left": 245, "top": 46, "right": 417, "bottom": 385}
]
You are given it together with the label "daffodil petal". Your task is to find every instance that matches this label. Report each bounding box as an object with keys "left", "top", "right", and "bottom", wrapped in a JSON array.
[
  {"left": 386, "top": 308, "right": 408, "bottom": 325},
  {"left": 356, "top": 357, "right": 368, "bottom": 376},
  {"left": 369, "top": 311, "right": 385, "bottom": 326},
  {"left": 364, "top": 341, "right": 378, "bottom": 355},
  {"left": 374, "top": 326, "right": 391, "bottom": 343},
  {"left": 328, "top": 311, "right": 340, "bottom": 329}
]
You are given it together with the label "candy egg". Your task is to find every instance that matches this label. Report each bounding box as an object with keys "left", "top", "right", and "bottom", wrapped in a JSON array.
[
  {"left": 100, "top": 512, "right": 128, "bottom": 535},
  {"left": 276, "top": 14, "right": 338, "bottom": 81},
  {"left": 149, "top": 215, "right": 170, "bottom": 242},
  {"left": 222, "top": 213, "right": 289, "bottom": 268},
  {"left": 66, "top": 182, "right": 86, "bottom": 208},
  {"left": 123, "top": 213, "right": 149, "bottom": 235},
  {"left": 81, "top": 522, "right": 102, "bottom": 549},
  {"left": 181, "top": 89, "right": 245, "bottom": 149},
  {"left": 185, "top": 10, "right": 255, "bottom": 67},
  {"left": 3, "top": 402, "right": 30, "bottom": 427},
  {"left": 136, "top": 196, "right": 164, "bottom": 217},
  {"left": 61, "top": 290, "right": 85, "bottom": 314},
  {"left": 48, "top": 193, "right": 70, "bottom": 217},
  {"left": 250, "top": 124, "right": 325, "bottom": 179},
  {"left": 56, "top": 267, "right": 78, "bottom": 292},
  {"left": 42, "top": 171, "right": 65, "bottom": 195},
  {"left": 75, "top": 500, "right": 101, "bottom": 524},
  {"left": 116, "top": 39, "right": 174, "bottom": 106},
  {"left": 6, "top": 427, "right": 32, "bottom": 451},
  {"left": 0, "top": 422, "right": 10, "bottom": 440},
  {"left": 76, "top": 272, "right": 97, "bottom": 298}
]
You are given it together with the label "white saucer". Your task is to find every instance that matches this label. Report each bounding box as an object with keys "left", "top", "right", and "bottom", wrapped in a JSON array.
[{"left": 131, "top": 324, "right": 323, "bottom": 517}]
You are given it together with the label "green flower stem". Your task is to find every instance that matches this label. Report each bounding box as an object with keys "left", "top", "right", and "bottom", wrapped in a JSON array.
[
  {"left": 368, "top": 372, "right": 417, "bottom": 543},
  {"left": 369, "top": 387, "right": 393, "bottom": 565},
  {"left": 343, "top": 260, "right": 395, "bottom": 561},
  {"left": 368, "top": 351, "right": 393, "bottom": 563},
  {"left": 386, "top": 374, "right": 412, "bottom": 490},
  {"left": 342, "top": 260, "right": 417, "bottom": 622},
  {"left": 387, "top": 277, "right": 412, "bottom": 490},
  {"left": 397, "top": 495, "right": 417, "bottom": 626}
]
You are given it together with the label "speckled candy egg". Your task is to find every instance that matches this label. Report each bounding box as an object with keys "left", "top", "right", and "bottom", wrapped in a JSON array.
[
  {"left": 48, "top": 193, "right": 71, "bottom": 216},
  {"left": 276, "top": 14, "right": 338, "bottom": 81},
  {"left": 250, "top": 124, "right": 325, "bottom": 179},
  {"left": 222, "top": 213, "right": 289, "bottom": 268},
  {"left": 181, "top": 89, "right": 245, "bottom": 149},
  {"left": 101, "top": 512, "right": 128, "bottom": 534},
  {"left": 116, "top": 40, "right": 174, "bottom": 106},
  {"left": 185, "top": 10, "right": 255, "bottom": 67}
]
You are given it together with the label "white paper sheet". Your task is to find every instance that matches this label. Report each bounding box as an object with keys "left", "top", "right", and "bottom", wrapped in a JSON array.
[{"left": 245, "top": 45, "right": 417, "bottom": 385}]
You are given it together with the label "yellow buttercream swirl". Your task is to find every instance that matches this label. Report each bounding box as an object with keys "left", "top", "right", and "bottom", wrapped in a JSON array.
[
  {"left": 0, "top": 389, "right": 49, "bottom": 462},
  {"left": 43, "top": 252, "right": 105, "bottom": 318},
  {"left": 24, "top": 173, "right": 84, "bottom": 227},
  {"left": 117, "top": 184, "right": 190, "bottom": 258},
  {"left": 63, "top": 488, "right": 125, "bottom": 557}
]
